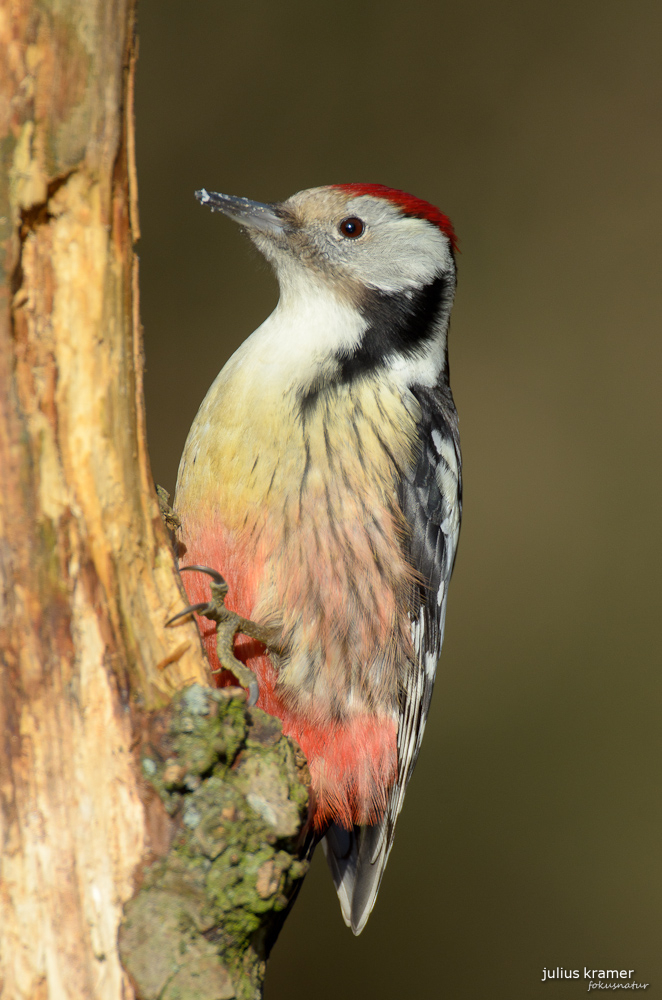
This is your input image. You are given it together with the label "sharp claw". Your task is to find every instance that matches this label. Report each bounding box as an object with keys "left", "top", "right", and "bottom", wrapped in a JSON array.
[
  {"left": 247, "top": 678, "right": 259, "bottom": 707},
  {"left": 166, "top": 602, "right": 211, "bottom": 626},
  {"left": 211, "top": 666, "right": 259, "bottom": 706},
  {"left": 180, "top": 564, "right": 227, "bottom": 586}
]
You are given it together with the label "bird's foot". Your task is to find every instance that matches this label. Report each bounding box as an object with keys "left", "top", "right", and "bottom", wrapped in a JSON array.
[
  {"left": 167, "top": 565, "right": 277, "bottom": 707},
  {"left": 156, "top": 485, "right": 188, "bottom": 558},
  {"left": 156, "top": 485, "right": 181, "bottom": 532}
]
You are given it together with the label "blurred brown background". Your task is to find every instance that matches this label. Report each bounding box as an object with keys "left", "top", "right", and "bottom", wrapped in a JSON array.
[{"left": 136, "top": 1, "right": 661, "bottom": 996}]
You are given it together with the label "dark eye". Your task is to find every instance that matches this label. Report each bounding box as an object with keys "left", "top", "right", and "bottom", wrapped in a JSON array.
[{"left": 339, "top": 217, "right": 365, "bottom": 239}]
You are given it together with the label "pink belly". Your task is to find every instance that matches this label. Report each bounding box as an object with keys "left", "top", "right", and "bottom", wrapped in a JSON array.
[{"left": 180, "top": 521, "right": 397, "bottom": 831}]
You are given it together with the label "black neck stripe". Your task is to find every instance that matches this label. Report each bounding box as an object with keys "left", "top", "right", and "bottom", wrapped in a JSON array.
[
  {"left": 336, "top": 273, "right": 451, "bottom": 385},
  {"left": 298, "top": 272, "right": 452, "bottom": 415}
]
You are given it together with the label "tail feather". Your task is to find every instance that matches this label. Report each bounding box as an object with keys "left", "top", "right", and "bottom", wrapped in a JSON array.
[{"left": 322, "top": 820, "right": 391, "bottom": 935}]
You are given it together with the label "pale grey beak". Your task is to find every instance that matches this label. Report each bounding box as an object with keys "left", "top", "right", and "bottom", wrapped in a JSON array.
[{"left": 195, "top": 188, "right": 285, "bottom": 235}]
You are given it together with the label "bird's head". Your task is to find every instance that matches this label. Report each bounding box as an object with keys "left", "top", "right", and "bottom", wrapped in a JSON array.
[
  {"left": 196, "top": 183, "right": 458, "bottom": 389},
  {"left": 197, "top": 182, "right": 456, "bottom": 293}
]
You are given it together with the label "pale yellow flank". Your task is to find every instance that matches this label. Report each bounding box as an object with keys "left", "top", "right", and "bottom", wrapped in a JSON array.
[{"left": 176, "top": 351, "right": 421, "bottom": 725}]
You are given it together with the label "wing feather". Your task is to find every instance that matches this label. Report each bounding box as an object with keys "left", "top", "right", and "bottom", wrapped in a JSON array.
[{"left": 323, "top": 382, "right": 462, "bottom": 934}]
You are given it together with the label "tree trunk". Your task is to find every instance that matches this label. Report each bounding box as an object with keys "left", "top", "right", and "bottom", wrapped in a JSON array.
[{"left": 0, "top": 4, "right": 308, "bottom": 997}]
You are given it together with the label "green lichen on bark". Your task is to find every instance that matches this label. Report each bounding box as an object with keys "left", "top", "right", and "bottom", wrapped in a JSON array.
[{"left": 120, "top": 684, "right": 310, "bottom": 1000}]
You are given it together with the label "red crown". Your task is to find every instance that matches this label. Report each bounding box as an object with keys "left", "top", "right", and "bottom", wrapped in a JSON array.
[{"left": 335, "top": 183, "right": 458, "bottom": 252}]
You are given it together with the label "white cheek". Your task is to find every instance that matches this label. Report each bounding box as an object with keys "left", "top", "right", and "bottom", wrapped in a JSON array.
[{"left": 346, "top": 215, "right": 453, "bottom": 293}]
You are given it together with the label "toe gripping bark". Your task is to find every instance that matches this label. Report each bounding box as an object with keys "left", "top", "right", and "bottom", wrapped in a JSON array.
[{"left": 167, "top": 566, "right": 281, "bottom": 708}]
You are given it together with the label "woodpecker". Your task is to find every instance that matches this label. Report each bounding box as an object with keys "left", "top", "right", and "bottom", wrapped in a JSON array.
[{"left": 174, "top": 183, "right": 462, "bottom": 934}]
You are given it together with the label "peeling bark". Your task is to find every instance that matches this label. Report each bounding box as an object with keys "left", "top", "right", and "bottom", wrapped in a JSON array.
[{"left": 0, "top": 3, "right": 308, "bottom": 998}]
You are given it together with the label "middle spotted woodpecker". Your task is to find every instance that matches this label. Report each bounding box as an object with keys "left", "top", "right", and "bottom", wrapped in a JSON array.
[{"left": 174, "top": 183, "right": 462, "bottom": 934}]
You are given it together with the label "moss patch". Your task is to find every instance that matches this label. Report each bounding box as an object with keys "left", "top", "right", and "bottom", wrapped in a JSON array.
[{"left": 120, "top": 685, "right": 310, "bottom": 1000}]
